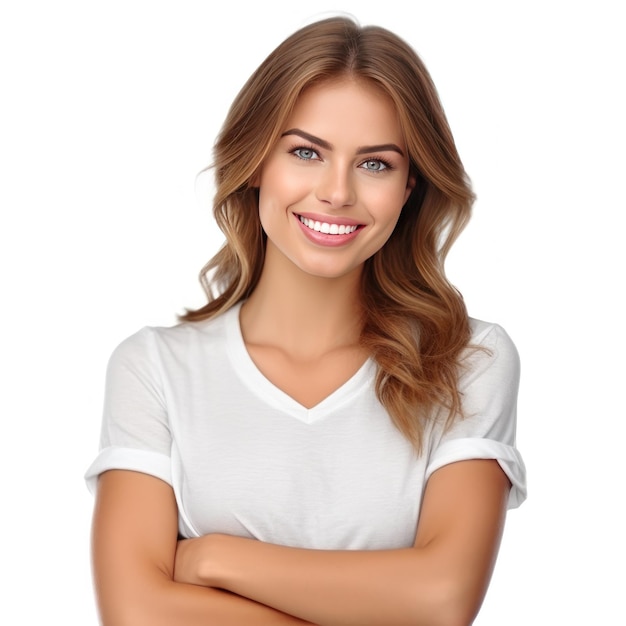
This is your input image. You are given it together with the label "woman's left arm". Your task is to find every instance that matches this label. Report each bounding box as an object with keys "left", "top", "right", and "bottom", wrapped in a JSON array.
[{"left": 175, "top": 458, "right": 510, "bottom": 626}]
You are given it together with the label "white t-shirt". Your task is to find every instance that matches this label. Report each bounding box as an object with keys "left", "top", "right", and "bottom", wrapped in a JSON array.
[{"left": 85, "top": 302, "right": 526, "bottom": 550}]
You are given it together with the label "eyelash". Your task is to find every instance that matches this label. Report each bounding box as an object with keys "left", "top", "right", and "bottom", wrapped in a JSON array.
[
  {"left": 288, "top": 144, "right": 395, "bottom": 173},
  {"left": 290, "top": 144, "right": 321, "bottom": 162},
  {"left": 360, "top": 156, "right": 394, "bottom": 173}
]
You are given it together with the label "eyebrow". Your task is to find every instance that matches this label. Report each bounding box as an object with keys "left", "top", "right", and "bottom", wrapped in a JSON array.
[{"left": 281, "top": 128, "right": 405, "bottom": 157}]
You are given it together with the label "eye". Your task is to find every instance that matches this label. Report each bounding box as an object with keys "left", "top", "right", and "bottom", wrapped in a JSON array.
[
  {"left": 359, "top": 158, "right": 392, "bottom": 173},
  {"left": 291, "top": 146, "right": 320, "bottom": 161}
]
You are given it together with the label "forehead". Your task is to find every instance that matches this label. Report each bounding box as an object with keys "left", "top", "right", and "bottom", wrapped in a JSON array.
[{"left": 285, "top": 79, "right": 405, "bottom": 148}]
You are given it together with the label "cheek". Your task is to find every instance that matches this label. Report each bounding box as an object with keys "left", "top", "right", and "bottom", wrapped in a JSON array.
[
  {"left": 368, "top": 185, "right": 406, "bottom": 224},
  {"left": 259, "top": 170, "right": 309, "bottom": 216}
]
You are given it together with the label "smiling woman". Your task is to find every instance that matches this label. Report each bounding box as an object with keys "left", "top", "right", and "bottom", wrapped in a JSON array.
[
  {"left": 256, "top": 79, "right": 414, "bottom": 280},
  {"left": 85, "top": 15, "right": 526, "bottom": 626}
]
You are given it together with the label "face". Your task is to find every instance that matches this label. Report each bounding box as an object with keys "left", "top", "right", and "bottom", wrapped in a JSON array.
[{"left": 255, "top": 78, "right": 415, "bottom": 281}]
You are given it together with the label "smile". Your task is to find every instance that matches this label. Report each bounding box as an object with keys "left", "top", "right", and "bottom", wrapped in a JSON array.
[{"left": 298, "top": 216, "right": 359, "bottom": 235}]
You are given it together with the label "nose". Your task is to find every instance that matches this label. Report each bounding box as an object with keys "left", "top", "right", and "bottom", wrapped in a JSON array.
[{"left": 315, "top": 162, "right": 356, "bottom": 208}]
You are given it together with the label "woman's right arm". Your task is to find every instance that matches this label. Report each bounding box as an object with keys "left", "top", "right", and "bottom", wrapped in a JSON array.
[{"left": 91, "top": 469, "right": 314, "bottom": 626}]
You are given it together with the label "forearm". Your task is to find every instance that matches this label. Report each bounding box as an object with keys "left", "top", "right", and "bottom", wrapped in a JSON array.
[
  {"left": 172, "top": 462, "right": 509, "bottom": 626},
  {"left": 182, "top": 536, "right": 456, "bottom": 626},
  {"left": 97, "top": 572, "right": 315, "bottom": 626}
]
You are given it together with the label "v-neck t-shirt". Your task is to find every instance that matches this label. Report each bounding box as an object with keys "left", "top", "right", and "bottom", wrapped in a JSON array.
[{"left": 85, "top": 302, "right": 526, "bottom": 549}]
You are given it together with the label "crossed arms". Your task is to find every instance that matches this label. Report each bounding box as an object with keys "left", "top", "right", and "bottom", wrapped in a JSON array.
[{"left": 91, "top": 459, "right": 509, "bottom": 626}]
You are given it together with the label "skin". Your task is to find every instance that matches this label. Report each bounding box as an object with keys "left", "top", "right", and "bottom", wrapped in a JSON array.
[
  {"left": 92, "top": 79, "right": 511, "bottom": 626},
  {"left": 243, "top": 79, "right": 415, "bottom": 408}
]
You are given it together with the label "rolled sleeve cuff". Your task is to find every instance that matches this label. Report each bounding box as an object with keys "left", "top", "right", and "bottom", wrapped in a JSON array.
[
  {"left": 84, "top": 446, "right": 172, "bottom": 495},
  {"left": 426, "top": 438, "right": 527, "bottom": 509}
]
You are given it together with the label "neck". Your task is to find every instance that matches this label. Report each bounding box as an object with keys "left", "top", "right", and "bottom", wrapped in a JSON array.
[{"left": 240, "top": 244, "right": 364, "bottom": 358}]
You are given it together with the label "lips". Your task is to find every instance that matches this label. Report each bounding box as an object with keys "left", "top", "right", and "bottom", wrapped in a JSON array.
[
  {"left": 298, "top": 215, "right": 359, "bottom": 235},
  {"left": 294, "top": 213, "right": 363, "bottom": 247}
]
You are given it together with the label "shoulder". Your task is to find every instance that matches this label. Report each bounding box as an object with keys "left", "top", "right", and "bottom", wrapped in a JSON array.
[
  {"left": 468, "top": 318, "right": 518, "bottom": 358},
  {"left": 446, "top": 318, "right": 521, "bottom": 445},
  {"left": 461, "top": 318, "right": 520, "bottom": 387},
  {"left": 428, "top": 318, "right": 526, "bottom": 508},
  {"left": 438, "top": 317, "right": 522, "bottom": 445},
  {"left": 110, "top": 306, "right": 238, "bottom": 365}
]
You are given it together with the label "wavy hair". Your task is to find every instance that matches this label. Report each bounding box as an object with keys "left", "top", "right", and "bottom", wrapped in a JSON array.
[{"left": 181, "top": 16, "right": 476, "bottom": 451}]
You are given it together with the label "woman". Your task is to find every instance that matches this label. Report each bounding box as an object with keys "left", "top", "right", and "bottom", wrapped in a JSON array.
[{"left": 86, "top": 16, "right": 526, "bottom": 625}]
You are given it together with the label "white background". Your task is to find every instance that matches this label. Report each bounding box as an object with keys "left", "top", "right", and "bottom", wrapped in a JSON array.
[{"left": 1, "top": 1, "right": 624, "bottom": 623}]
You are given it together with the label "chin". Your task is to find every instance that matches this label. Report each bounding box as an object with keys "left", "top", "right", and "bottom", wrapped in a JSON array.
[{"left": 296, "top": 260, "right": 363, "bottom": 281}]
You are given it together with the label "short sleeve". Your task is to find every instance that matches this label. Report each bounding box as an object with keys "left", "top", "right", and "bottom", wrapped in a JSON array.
[
  {"left": 425, "top": 322, "right": 527, "bottom": 508},
  {"left": 84, "top": 327, "right": 172, "bottom": 494}
]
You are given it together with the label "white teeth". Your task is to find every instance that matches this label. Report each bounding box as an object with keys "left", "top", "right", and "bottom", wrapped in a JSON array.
[{"left": 299, "top": 216, "right": 358, "bottom": 234}]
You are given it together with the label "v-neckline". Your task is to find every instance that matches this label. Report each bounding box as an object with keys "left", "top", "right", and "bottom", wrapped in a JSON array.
[{"left": 225, "top": 302, "right": 375, "bottom": 424}]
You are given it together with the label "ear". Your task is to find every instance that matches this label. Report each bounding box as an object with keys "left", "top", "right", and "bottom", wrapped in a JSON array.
[{"left": 403, "top": 174, "right": 417, "bottom": 204}]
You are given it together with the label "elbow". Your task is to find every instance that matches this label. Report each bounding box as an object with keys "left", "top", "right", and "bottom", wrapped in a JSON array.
[
  {"left": 406, "top": 577, "right": 483, "bottom": 626},
  {"left": 96, "top": 580, "right": 176, "bottom": 626},
  {"left": 98, "top": 600, "right": 159, "bottom": 626},
  {"left": 100, "top": 603, "right": 172, "bottom": 626},
  {"left": 425, "top": 605, "right": 477, "bottom": 626}
]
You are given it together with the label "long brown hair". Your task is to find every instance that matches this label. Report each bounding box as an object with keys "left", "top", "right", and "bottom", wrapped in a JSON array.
[{"left": 181, "top": 16, "right": 476, "bottom": 451}]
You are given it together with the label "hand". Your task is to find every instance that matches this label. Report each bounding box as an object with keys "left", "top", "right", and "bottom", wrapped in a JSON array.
[{"left": 173, "top": 535, "right": 220, "bottom": 586}]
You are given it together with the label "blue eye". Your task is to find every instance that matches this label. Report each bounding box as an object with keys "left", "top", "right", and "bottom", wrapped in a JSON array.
[
  {"left": 293, "top": 147, "right": 319, "bottom": 161},
  {"left": 361, "top": 159, "right": 389, "bottom": 172}
]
